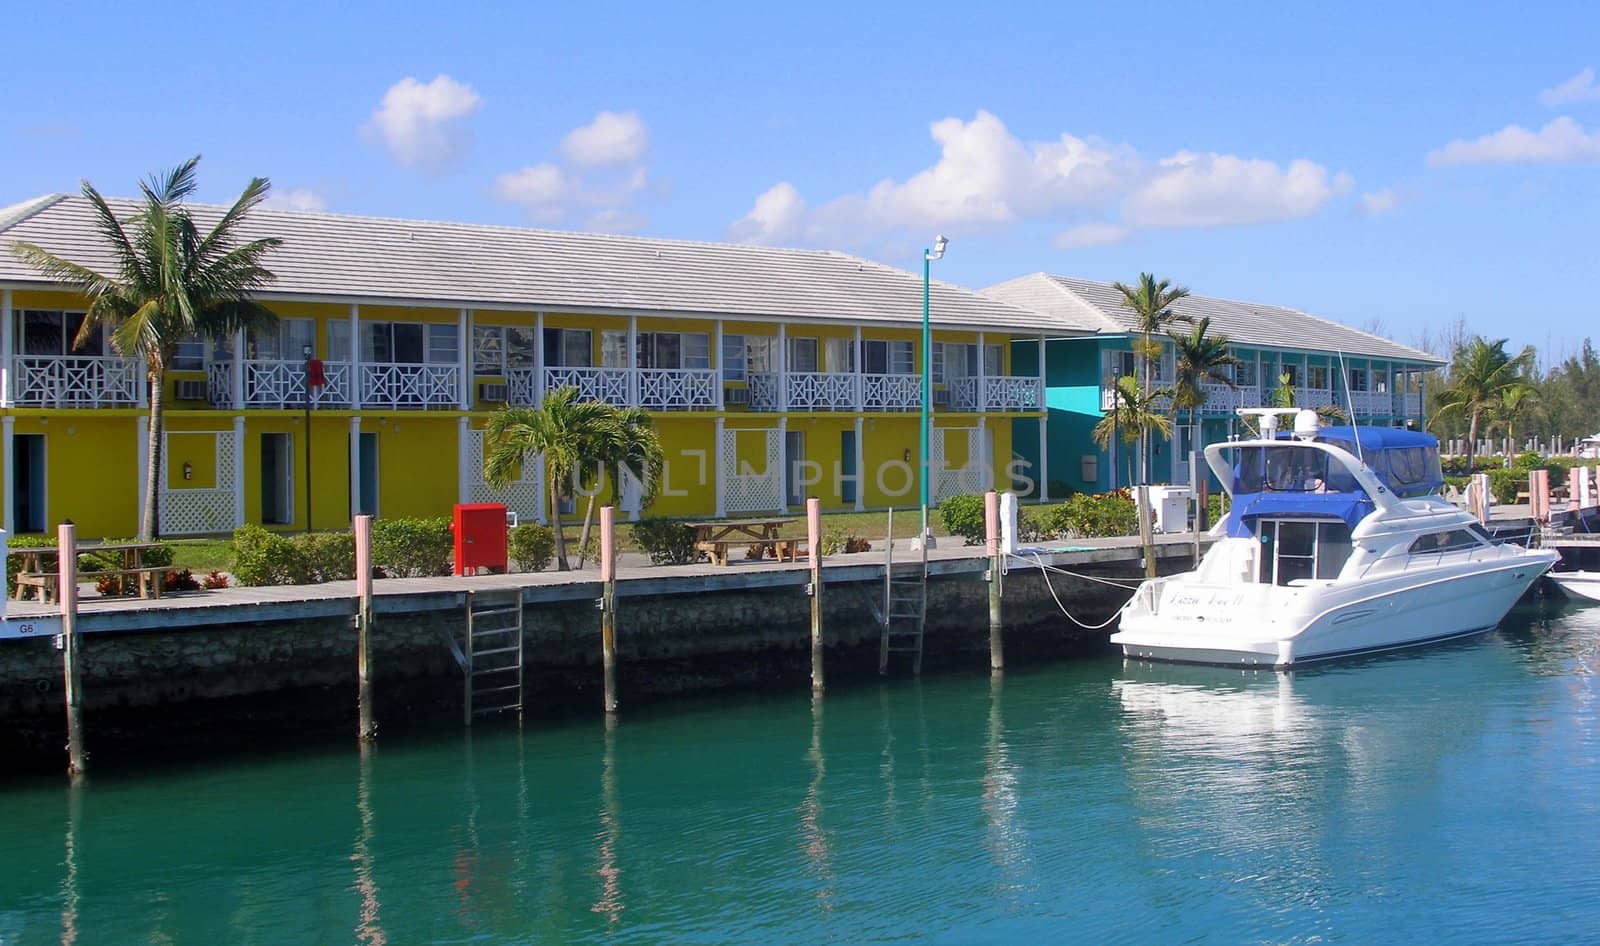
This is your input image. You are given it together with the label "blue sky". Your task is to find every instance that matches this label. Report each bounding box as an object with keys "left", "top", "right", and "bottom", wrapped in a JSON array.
[{"left": 7, "top": 0, "right": 1600, "bottom": 363}]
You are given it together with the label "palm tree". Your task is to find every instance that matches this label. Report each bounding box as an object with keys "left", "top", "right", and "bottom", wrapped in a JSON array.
[
  {"left": 10, "top": 156, "right": 281, "bottom": 539},
  {"left": 1113, "top": 273, "right": 1191, "bottom": 483},
  {"left": 1432, "top": 337, "right": 1535, "bottom": 470},
  {"left": 574, "top": 406, "right": 665, "bottom": 568},
  {"left": 1093, "top": 375, "right": 1172, "bottom": 490},
  {"left": 1494, "top": 382, "right": 1540, "bottom": 449},
  {"left": 485, "top": 387, "right": 619, "bottom": 571},
  {"left": 1168, "top": 317, "right": 1241, "bottom": 448}
]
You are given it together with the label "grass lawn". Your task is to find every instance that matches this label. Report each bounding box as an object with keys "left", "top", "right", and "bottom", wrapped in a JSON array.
[{"left": 164, "top": 537, "right": 234, "bottom": 573}]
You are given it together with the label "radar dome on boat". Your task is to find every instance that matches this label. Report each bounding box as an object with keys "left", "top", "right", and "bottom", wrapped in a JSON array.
[{"left": 1293, "top": 409, "right": 1320, "bottom": 441}]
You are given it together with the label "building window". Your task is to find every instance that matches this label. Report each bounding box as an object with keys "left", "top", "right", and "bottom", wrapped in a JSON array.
[
  {"left": 1308, "top": 364, "right": 1329, "bottom": 390},
  {"left": 1280, "top": 363, "right": 1300, "bottom": 386},
  {"left": 788, "top": 337, "right": 819, "bottom": 373},
  {"left": 984, "top": 344, "right": 1004, "bottom": 377},
  {"left": 636, "top": 332, "right": 711, "bottom": 370},
  {"left": 1111, "top": 350, "right": 1137, "bottom": 378},
  {"left": 723, "top": 334, "right": 747, "bottom": 380},
  {"left": 863, "top": 339, "right": 913, "bottom": 374},
  {"left": 544, "top": 328, "right": 594, "bottom": 368},
  {"left": 250, "top": 318, "right": 315, "bottom": 361},
  {"left": 18, "top": 310, "right": 104, "bottom": 356},
  {"left": 1348, "top": 368, "right": 1369, "bottom": 392},
  {"left": 172, "top": 339, "right": 206, "bottom": 371},
  {"left": 472, "top": 325, "right": 535, "bottom": 375},
  {"left": 825, "top": 337, "right": 855, "bottom": 374},
  {"left": 360, "top": 322, "right": 457, "bottom": 365},
  {"left": 1233, "top": 359, "right": 1257, "bottom": 386},
  {"left": 601, "top": 330, "right": 627, "bottom": 369}
]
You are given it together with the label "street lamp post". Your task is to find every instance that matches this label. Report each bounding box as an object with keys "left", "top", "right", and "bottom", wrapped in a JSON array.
[
  {"left": 303, "top": 344, "right": 314, "bottom": 534},
  {"left": 920, "top": 234, "right": 948, "bottom": 548}
]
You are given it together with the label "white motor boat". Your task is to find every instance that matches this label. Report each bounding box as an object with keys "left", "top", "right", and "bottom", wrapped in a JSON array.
[
  {"left": 1111, "top": 409, "right": 1558, "bottom": 668},
  {"left": 1548, "top": 571, "right": 1600, "bottom": 602}
]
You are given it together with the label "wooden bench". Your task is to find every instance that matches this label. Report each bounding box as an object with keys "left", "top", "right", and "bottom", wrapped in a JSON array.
[
  {"left": 14, "top": 571, "right": 58, "bottom": 602},
  {"left": 693, "top": 538, "right": 810, "bottom": 566},
  {"left": 14, "top": 566, "right": 173, "bottom": 603}
]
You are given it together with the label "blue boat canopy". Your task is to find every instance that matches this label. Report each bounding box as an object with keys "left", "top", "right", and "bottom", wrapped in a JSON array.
[{"left": 1223, "top": 426, "right": 1442, "bottom": 537}]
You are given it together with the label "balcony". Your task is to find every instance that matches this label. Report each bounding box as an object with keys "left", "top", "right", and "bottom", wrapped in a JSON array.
[
  {"left": 862, "top": 373, "right": 921, "bottom": 411},
  {"left": 638, "top": 367, "right": 717, "bottom": 411},
  {"left": 360, "top": 363, "right": 458, "bottom": 409},
  {"left": 12, "top": 355, "right": 140, "bottom": 407},
  {"left": 543, "top": 366, "right": 628, "bottom": 407},
  {"left": 207, "top": 360, "right": 352, "bottom": 408},
  {"left": 785, "top": 372, "right": 858, "bottom": 411}
]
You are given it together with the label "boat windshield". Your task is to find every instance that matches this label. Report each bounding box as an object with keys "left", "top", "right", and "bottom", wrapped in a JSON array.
[{"left": 1233, "top": 444, "right": 1362, "bottom": 494}]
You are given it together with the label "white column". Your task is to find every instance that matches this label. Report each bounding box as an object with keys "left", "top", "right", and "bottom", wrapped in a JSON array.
[
  {"left": 231, "top": 328, "right": 246, "bottom": 409},
  {"left": 457, "top": 416, "right": 471, "bottom": 504},
  {"left": 776, "top": 417, "right": 788, "bottom": 512},
  {"left": 627, "top": 315, "right": 639, "bottom": 407},
  {"left": 776, "top": 323, "right": 788, "bottom": 412},
  {"left": 714, "top": 319, "right": 725, "bottom": 411},
  {"left": 977, "top": 331, "right": 989, "bottom": 412},
  {"left": 1, "top": 288, "right": 12, "bottom": 408},
  {"left": 714, "top": 416, "right": 727, "bottom": 518},
  {"left": 458, "top": 309, "right": 472, "bottom": 411},
  {"left": 853, "top": 325, "right": 863, "bottom": 411},
  {"left": 853, "top": 416, "right": 865, "bottom": 512},
  {"left": 1038, "top": 414, "right": 1049, "bottom": 502},
  {"left": 2, "top": 415, "right": 14, "bottom": 534},
  {"left": 232, "top": 415, "right": 246, "bottom": 528},
  {"left": 348, "top": 303, "right": 361, "bottom": 408},
  {"left": 534, "top": 311, "right": 545, "bottom": 405},
  {"left": 348, "top": 415, "right": 362, "bottom": 518},
  {"left": 135, "top": 417, "right": 148, "bottom": 533}
]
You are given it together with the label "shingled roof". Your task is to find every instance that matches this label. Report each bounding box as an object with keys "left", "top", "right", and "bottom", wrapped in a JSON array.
[
  {"left": 984, "top": 272, "right": 1443, "bottom": 365},
  {"left": 0, "top": 194, "right": 1058, "bottom": 335}
]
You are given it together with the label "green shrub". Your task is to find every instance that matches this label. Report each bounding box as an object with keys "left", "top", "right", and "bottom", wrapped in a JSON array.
[
  {"left": 508, "top": 524, "right": 555, "bottom": 572},
  {"left": 1046, "top": 491, "right": 1139, "bottom": 538},
  {"left": 231, "top": 523, "right": 311, "bottom": 586},
  {"left": 1018, "top": 508, "right": 1052, "bottom": 543},
  {"left": 938, "top": 494, "right": 987, "bottom": 546},
  {"left": 632, "top": 517, "right": 699, "bottom": 565},
  {"left": 372, "top": 517, "right": 453, "bottom": 577},
  {"left": 294, "top": 531, "right": 356, "bottom": 582},
  {"left": 1512, "top": 450, "right": 1544, "bottom": 470},
  {"left": 820, "top": 529, "right": 872, "bottom": 555}
]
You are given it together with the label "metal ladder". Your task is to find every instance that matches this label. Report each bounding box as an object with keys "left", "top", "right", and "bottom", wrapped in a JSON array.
[
  {"left": 463, "top": 590, "right": 524, "bottom": 724},
  {"left": 878, "top": 509, "right": 929, "bottom": 675}
]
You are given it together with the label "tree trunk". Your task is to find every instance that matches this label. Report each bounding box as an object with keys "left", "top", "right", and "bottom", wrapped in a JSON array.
[
  {"left": 550, "top": 479, "right": 569, "bottom": 571},
  {"left": 141, "top": 365, "right": 165, "bottom": 540},
  {"left": 1466, "top": 410, "right": 1480, "bottom": 473},
  {"left": 576, "top": 493, "right": 598, "bottom": 569},
  {"left": 1140, "top": 341, "right": 1151, "bottom": 485}
]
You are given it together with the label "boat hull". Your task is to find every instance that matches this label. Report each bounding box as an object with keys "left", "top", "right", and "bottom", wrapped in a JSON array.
[
  {"left": 1549, "top": 571, "right": 1600, "bottom": 602},
  {"left": 1112, "top": 553, "right": 1557, "bottom": 669}
]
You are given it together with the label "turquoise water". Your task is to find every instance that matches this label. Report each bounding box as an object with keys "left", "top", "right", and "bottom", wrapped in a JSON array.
[{"left": 3, "top": 601, "right": 1598, "bottom": 945}]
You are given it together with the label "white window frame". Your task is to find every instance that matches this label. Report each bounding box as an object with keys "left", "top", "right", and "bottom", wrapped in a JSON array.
[
  {"left": 864, "top": 339, "right": 913, "bottom": 375},
  {"left": 788, "top": 337, "right": 819, "bottom": 373}
]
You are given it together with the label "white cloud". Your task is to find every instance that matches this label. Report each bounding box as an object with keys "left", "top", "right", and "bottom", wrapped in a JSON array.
[
  {"left": 560, "top": 110, "right": 649, "bottom": 167},
  {"left": 728, "top": 110, "right": 1349, "bottom": 248},
  {"left": 490, "top": 113, "right": 658, "bottom": 232},
  {"left": 729, "top": 182, "right": 807, "bottom": 244},
  {"left": 1539, "top": 68, "right": 1600, "bottom": 107},
  {"left": 1124, "top": 153, "right": 1352, "bottom": 228},
  {"left": 1054, "top": 222, "right": 1132, "bottom": 249},
  {"left": 364, "top": 74, "right": 482, "bottom": 172},
  {"left": 1427, "top": 116, "right": 1600, "bottom": 166},
  {"left": 264, "top": 187, "right": 328, "bottom": 213},
  {"left": 1357, "top": 189, "right": 1400, "bottom": 217}
]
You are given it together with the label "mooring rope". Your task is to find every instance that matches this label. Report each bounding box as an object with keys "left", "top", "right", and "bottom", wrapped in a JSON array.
[{"left": 1008, "top": 550, "right": 1143, "bottom": 628}]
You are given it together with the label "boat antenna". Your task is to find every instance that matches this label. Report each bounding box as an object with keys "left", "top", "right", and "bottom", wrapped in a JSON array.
[{"left": 1336, "top": 349, "right": 1364, "bottom": 464}]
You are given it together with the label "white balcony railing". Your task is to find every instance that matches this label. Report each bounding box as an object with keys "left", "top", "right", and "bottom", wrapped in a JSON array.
[
  {"left": 862, "top": 373, "right": 920, "bottom": 411},
  {"left": 361, "top": 363, "right": 459, "bottom": 409},
  {"left": 986, "top": 376, "right": 1042, "bottom": 411},
  {"left": 948, "top": 377, "right": 979, "bottom": 411},
  {"left": 12, "top": 355, "right": 141, "bottom": 407},
  {"left": 787, "top": 372, "right": 858, "bottom": 411},
  {"left": 638, "top": 367, "right": 717, "bottom": 411},
  {"left": 544, "top": 366, "right": 628, "bottom": 407},
  {"left": 749, "top": 372, "right": 780, "bottom": 411},
  {"left": 1402, "top": 393, "right": 1422, "bottom": 417},
  {"left": 209, "top": 359, "right": 352, "bottom": 408},
  {"left": 506, "top": 368, "right": 538, "bottom": 406}
]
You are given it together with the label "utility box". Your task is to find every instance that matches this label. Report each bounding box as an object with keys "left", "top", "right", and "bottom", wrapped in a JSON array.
[
  {"left": 452, "top": 503, "right": 509, "bottom": 576},
  {"left": 1147, "top": 486, "right": 1193, "bottom": 534}
]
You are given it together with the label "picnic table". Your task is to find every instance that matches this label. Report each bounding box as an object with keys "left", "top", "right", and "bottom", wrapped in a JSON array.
[
  {"left": 11, "top": 541, "right": 170, "bottom": 603},
  {"left": 685, "top": 518, "right": 805, "bottom": 566}
]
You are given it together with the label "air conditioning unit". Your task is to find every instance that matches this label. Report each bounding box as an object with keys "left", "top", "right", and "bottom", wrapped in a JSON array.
[
  {"left": 932, "top": 387, "right": 951, "bottom": 407},
  {"left": 175, "top": 379, "right": 208, "bottom": 401},
  {"left": 724, "top": 386, "right": 751, "bottom": 407},
  {"left": 478, "top": 382, "right": 508, "bottom": 403}
]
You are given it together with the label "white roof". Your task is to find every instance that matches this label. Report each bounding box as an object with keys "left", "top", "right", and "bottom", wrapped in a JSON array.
[
  {"left": 984, "top": 272, "right": 1443, "bottom": 365},
  {"left": 0, "top": 194, "right": 1060, "bottom": 335}
]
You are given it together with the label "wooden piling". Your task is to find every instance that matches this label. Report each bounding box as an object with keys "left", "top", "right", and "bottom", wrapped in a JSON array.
[
  {"left": 807, "top": 498, "right": 824, "bottom": 692},
  {"left": 58, "top": 522, "right": 85, "bottom": 779},
  {"left": 600, "top": 505, "right": 618, "bottom": 714},
  {"left": 1136, "top": 485, "right": 1157, "bottom": 579},
  {"left": 355, "top": 514, "right": 376, "bottom": 741},
  {"left": 984, "top": 490, "right": 1003, "bottom": 671}
]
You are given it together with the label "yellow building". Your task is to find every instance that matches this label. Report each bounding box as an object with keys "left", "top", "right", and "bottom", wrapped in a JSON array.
[{"left": 0, "top": 195, "right": 1057, "bottom": 537}]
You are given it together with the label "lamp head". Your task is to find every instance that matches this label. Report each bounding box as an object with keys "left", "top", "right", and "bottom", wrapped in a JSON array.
[{"left": 927, "top": 233, "right": 948, "bottom": 261}]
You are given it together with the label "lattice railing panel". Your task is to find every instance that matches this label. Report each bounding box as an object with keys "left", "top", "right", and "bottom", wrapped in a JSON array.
[
  {"left": 545, "top": 367, "right": 628, "bottom": 407},
  {"left": 748, "top": 373, "right": 780, "bottom": 411},
  {"left": 720, "top": 427, "right": 781, "bottom": 512},
  {"left": 360, "top": 363, "right": 458, "bottom": 409},
  {"left": 986, "top": 376, "right": 1042, "bottom": 411},
  {"left": 207, "top": 362, "right": 233, "bottom": 406},
  {"left": 465, "top": 430, "right": 544, "bottom": 523},
  {"left": 240, "top": 360, "right": 352, "bottom": 408},
  {"left": 639, "top": 368, "right": 717, "bottom": 411},
  {"left": 862, "top": 373, "right": 920, "bottom": 411},
  {"left": 786, "top": 372, "right": 858, "bottom": 411},
  {"left": 159, "top": 430, "right": 240, "bottom": 535},
  {"left": 13, "top": 356, "right": 140, "bottom": 407},
  {"left": 947, "top": 377, "right": 978, "bottom": 411},
  {"left": 506, "top": 368, "right": 538, "bottom": 406}
]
